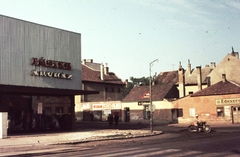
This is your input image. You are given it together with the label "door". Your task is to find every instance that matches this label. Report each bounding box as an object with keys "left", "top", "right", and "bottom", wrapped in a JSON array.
[
  {"left": 232, "top": 106, "right": 240, "bottom": 123},
  {"left": 124, "top": 107, "right": 130, "bottom": 122}
]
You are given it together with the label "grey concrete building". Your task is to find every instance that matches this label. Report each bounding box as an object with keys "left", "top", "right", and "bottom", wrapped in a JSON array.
[{"left": 0, "top": 15, "right": 96, "bottom": 138}]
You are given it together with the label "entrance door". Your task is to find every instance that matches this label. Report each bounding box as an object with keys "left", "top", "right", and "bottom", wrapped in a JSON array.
[
  {"left": 232, "top": 106, "right": 240, "bottom": 123},
  {"left": 124, "top": 107, "right": 130, "bottom": 122}
]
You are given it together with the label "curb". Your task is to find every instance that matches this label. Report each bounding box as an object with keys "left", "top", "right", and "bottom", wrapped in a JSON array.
[{"left": 49, "top": 131, "right": 163, "bottom": 145}]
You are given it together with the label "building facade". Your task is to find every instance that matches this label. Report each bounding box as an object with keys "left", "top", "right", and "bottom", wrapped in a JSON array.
[
  {"left": 0, "top": 15, "right": 96, "bottom": 138},
  {"left": 122, "top": 50, "right": 240, "bottom": 125},
  {"left": 75, "top": 59, "right": 124, "bottom": 121},
  {"left": 173, "top": 50, "right": 240, "bottom": 124},
  {"left": 122, "top": 82, "right": 179, "bottom": 124},
  {"left": 173, "top": 74, "right": 240, "bottom": 124}
]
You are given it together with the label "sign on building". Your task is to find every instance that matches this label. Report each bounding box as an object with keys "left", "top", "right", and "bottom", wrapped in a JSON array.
[{"left": 216, "top": 98, "right": 240, "bottom": 106}]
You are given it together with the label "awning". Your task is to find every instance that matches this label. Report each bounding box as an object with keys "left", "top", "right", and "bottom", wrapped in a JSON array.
[{"left": 0, "top": 85, "right": 99, "bottom": 96}]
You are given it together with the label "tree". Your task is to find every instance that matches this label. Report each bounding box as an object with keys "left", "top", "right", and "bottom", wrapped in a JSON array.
[
  {"left": 129, "top": 76, "right": 150, "bottom": 86},
  {"left": 121, "top": 75, "right": 157, "bottom": 99}
]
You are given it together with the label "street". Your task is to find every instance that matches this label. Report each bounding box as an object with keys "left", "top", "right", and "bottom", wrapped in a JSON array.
[{"left": 0, "top": 123, "right": 240, "bottom": 157}]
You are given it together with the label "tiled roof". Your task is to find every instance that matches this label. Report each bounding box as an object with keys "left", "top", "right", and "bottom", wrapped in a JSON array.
[
  {"left": 154, "top": 71, "right": 178, "bottom": 84},
  {"left": 191, "top": 80, "right": 240, "bottom": 97},
  {"left": 154, "top": 67, "right": 212, "bottom": 86},
  {"left": 122, "top": 83, "right": 175, "bottom": 102},
  {"left": 82, "top": 64, "right": 124, "bottom": 84},
  {"left": 185, "top": 66, "right": 212, "bottom": 85}
]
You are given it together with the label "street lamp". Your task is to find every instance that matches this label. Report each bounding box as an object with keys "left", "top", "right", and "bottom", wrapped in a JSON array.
[{"left": 149, "top": 59, "right": 158, "bottom": 133}]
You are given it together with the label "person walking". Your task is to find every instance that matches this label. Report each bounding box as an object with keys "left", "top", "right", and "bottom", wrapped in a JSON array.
[
  {"left": 90, "top": 112, "right": 94, "bottom": 122},
  {"left": 114, "top": 113, "right": 119, "bottom": 127},
  {"left": 108, "top": 114, "right": 113, "bottom": 126}
]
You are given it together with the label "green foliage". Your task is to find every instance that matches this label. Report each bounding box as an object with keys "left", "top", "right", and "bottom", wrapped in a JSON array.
[
  {"left": 121, "top": 81, "right": 133, "bottom": 100},
  {"left": 129, "top": 76, "right": 150, "bottom": 86},
  {"left": 121, "top": 73, "right": 158, "bottom": 100}
]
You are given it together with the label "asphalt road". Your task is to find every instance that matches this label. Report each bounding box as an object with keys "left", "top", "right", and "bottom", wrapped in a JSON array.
[{"left": 1, "top": 123, "right": 240, "bottom": 157}]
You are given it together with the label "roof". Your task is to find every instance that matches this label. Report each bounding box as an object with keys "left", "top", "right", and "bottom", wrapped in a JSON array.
[
  {"left": 82, "top": 64, "right": 124, "bottom": 85},
  {"left": 154, "top": 66, "right": 212, "bottom": 86},
  {"left": 207, "top": 53, "right": 240, "bottom": 85},
  {"left": 184, "top": 66, "right": 212, "bottom": 85},
  {"left": 191, "top": 80, "right": 240, "bottom": 97},
  {"left": 154, "top": 71, "right": 178, "bottom": 84},
  {"left": 122, "top": 83, "right": 176, "bottom": 102}
]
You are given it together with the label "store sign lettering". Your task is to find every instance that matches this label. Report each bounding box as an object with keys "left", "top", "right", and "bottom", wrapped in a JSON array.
[
  {"left": 31, "top": 57, "right": 73, "bottom": 80},
  {"left": 31, "top": 57, "right": 72, "bottom": 70},
  {"left": 31, "top": 70, "right": 73, "bottom": 79},
  {"left": 93, "top": 104, "right": 103, "bottom": 110},
  {"left": 216, "top": 98, "right": 240, "bottom": 106}
]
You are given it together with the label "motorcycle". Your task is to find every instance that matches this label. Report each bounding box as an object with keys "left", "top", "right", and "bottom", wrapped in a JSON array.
[{"left": 188, "top": 121, "right": 211, "bottom": 133}]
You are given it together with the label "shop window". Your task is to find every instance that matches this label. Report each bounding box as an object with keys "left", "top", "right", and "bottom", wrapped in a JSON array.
[
  {"left": 143, "top": 105, "right": 150, "bottom": 119},
  {"left": 217, "top": 107, "right": 224, "bottom": 117},
  {"left": 56, "top": 107, "right": 64, "bottom": 115}
]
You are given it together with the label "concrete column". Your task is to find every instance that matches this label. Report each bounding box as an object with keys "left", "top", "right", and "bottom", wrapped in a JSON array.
[{"left": 0, "top": 112, "right": 8, "bottom": 139}]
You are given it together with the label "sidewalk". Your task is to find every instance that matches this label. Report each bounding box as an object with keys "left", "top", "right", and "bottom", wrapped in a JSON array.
[
  {"left": 0, "top": 121, "right": 163, "bottom": 148},
  {"left": 0, "top": 122, "right": 239, "bottom": 148},
  {"left": 0, "top": 129, "right": 162, "bottom": 148}
]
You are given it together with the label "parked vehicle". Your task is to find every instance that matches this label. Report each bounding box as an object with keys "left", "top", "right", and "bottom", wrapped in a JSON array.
[{"left": 189, "top": 121, "right": 212, "bottom": 133}]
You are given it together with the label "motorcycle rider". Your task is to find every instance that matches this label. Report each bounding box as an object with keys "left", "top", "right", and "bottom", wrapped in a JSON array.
[{"left": 194, "top": 115, "right": 199, "bottom": 131}]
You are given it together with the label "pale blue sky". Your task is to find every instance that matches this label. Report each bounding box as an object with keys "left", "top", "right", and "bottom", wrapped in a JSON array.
[{"left": 0, "top": 0, "right": 240, "bottom": 80}]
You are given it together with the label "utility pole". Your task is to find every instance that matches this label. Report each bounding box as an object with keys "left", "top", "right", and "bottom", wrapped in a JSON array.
[{"left": 149, "top": 59, "right": 158, "bottom": 132}]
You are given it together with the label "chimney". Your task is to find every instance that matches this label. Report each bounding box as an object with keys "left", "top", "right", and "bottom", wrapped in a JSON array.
[
  {"left": 210, "top": 62, "right": 216, "bottom": 69},
  {"left": 231, "top": 47, "right": 239, "bottom": 59},
  {"left": 207, "top": 76, "right": 211, "bottom": 87},
  {"left": 124, "top": 79, "right": 128, "bottom": 87},
  {"left": 178, "top": 62, "right": 185, "bottom": 98},
  {"left": 82, "top": 59, "right": 86, "bottom": 65},
  {"left": 86, "top": 59, "right": 93, "bottom": 63},
  {"left": 104, "top": 63, "right": 109, "bottom": 75},
  {"left": 188, "top": 59, "right": 192, "bottom": 74},
  {"left": 100, "top": 64, "right": 104, "bottom": 80},
  {"left": 196, "top": 66, "right": 202, "bottom": 91},
  {"left": 222, "top": 74, "right": 226, "bottom": 82}
]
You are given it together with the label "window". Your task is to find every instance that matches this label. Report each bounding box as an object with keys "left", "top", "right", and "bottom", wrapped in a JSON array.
[
  {"left": 143, "top": 105, "right": 150, "bottom": 119},
  {"left": 189, "top": 91, "right": 193, "bottom": 95},
  {"left": 189, "top": 108, "right": 196, "bottom": 117},
  {"left": 217, "top": 107, "right": 224, "bottom": 117},
  {"left": 177, "top": 109, "right": 183, "bottom": 117}
]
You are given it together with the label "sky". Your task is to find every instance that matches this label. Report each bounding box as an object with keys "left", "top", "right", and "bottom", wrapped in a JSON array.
[{"left": 0, "top": 0, "right": 240, "bottom": 81}]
